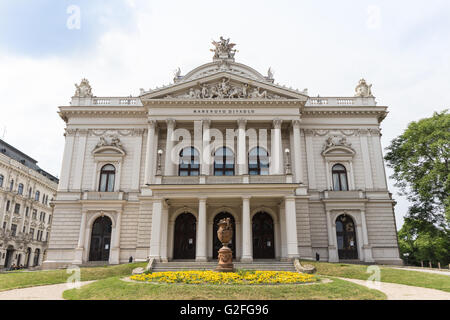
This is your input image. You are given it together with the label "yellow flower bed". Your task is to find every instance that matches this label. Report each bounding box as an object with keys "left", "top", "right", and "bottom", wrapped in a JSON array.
[{"left": 130, "top": 270, "right": 317, "bottom": 285}]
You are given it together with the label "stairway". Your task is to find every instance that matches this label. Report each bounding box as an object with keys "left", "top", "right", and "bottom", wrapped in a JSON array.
[{"left": 152, "top": 260, "right": 296, "bottom": 272}]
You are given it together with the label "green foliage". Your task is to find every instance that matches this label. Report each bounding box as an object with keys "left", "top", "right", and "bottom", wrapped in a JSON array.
[{"left": 385, "top": 109, "right": 450, "bottom": 227}]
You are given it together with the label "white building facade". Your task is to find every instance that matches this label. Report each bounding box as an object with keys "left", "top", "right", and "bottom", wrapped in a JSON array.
[
  {"left": 44, "top": 39, "right": 402, "bottom": 268},
  {"left": 0, "top": 139, "right": 58, "bottom": 269}
]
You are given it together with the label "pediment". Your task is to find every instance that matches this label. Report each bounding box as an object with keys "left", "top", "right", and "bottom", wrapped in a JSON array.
[
  {"left": 140, "top": 72, "right": 308, "bottom": 101},
  {"left": 92, "top": 146, "right": 126, "bottom": 156}
]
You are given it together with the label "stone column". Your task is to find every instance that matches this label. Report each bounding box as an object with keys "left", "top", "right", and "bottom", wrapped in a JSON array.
[
  {"left": 58, "top": 129, "right": 76, "bottom": 191},
  {"left": 241, "top": 196, "right": 252, "bottom": 262},
  {"left": 73, "top": 210, "right": 87, "bottom": 264},
  {"left": 291, "top": 120, "right": 303, "bottom": 183},
  {"left": 144, "top": 120, "right": 156, "bottom": 185},
  {"left": 285, "top": 196, "right": 299, "bottom": 259},
  {"left": 279, "top": 203, "right": 288, "bottom": 260},
  {"left": 196, "top": 197, "right": 208, "bottom": 262},
  {"left": 237, "top": 119, "right": 247, "bottom": 175},
  {"left": 270, "top": 119, "right": 283, "bottom": 175},
  {"left": 110, "top": 211, "right": 122, "bottom": 264},
  {"left": 326, "top": 210, "right": 339, "bottom": 262},
  {"left": 149, "top": 198, "right": 163, "bottom": 260},
  {"left": 72, "top": 130, "right": 88, "bottom": 191},
  {"left": 360, "top": 210, "right": 374, "bottom": 262},
  {"left": 201, "top": 120, "right": 211, "bottom": 176},
  {"left": 164, "top": 119, "right": 176, "bottom": 176},
  {"left": 160, "top": 204, "right": 169, "bottom": 262}
]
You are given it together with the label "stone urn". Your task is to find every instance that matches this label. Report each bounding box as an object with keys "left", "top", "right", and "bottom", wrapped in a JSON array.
[{"left": 215, "top": 218, "right": 234, "bottom": 272}]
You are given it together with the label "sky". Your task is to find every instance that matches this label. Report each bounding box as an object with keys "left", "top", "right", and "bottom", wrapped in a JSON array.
[{"left": 0, "top": 0, "right": 449, "bottom": 229}]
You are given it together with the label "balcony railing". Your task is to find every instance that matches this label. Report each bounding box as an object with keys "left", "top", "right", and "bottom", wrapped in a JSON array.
[
  {"left": 82, "top": 191, "right": 125, "bottom": 201},
  {"left": 306, "top": 97, "right": 377, "bottom": 107},
  {"left": 160, "top": 175, "right": 291, "bottom": 185}
]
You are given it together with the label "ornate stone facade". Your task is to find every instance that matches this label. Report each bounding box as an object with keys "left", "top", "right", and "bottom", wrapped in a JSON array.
[
  {"left": 0, "top": 139, "right": 58, "bottom": 270},
  {"left": 44, "top": 38, "right": 402, "bottom": 269}
]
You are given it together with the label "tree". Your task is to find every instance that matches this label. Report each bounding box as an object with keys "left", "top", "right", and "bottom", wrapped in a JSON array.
[
  {"left": 385, "top": 110, "right": 450, "bottom": 266},
  {"left": 385, "top": 109, "right": 450, "bottom": 227}
]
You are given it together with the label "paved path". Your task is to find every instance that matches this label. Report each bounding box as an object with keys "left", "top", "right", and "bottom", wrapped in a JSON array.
[
  {"left": 394, "top": 267, "right": 450, "bottom": 276},
  {"left": 339, "top": 277, "right": 450, "bottom": 300},
  {"left": 0, "top": 281, "right": 95, "bottom": 300}
]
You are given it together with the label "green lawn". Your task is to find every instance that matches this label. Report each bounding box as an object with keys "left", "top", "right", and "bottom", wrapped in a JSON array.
[
  {"left": 0, "top": 262, "right": 147, "bottom": 292},
  {"left": 63, "top": 276, "right": 386, "bottom": 300},
  {"left": 306, "top": 261, "right": 450, "bottom": 292}
]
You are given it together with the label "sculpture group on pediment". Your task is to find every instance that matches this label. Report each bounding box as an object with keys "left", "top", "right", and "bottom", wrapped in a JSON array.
[
  {"left": 165, "top": 78, "right": 283, "bottom": 100},
  {"left": 95, "top": 135, "right": 124, "bottom": 150},
  {"left": 211, "top": 36, "right": 237, "bottom": 60},
  {"left": 323, "top": 135, "right": 353, "bottom": 152}
]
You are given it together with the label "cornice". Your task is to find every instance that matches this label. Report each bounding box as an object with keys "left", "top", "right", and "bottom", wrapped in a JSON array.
[{"left": 143, "top": 99, "right": 305, "bottom": 107}]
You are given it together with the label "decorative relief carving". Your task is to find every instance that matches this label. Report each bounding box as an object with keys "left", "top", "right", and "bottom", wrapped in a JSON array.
[
  {"left": 89, "top": 129, "right": 144, "bottom": 137},
  {"left": 95, "top": 135, "right": 124, "bottom": 150},
  {"left": 74, "top": 78, "right": 93, "bottom": 98},
  {"left": 323, "top": 135, "right": 353, "bottom": 152},
  {"left": 354, "top": 79, "right": 374, "bottom": 98},
  {"left": 211, "top": 36, "right": 237, "bottom": 60},
  {"left": 163, "top": 78, "right": 285, "bottom": 100}
]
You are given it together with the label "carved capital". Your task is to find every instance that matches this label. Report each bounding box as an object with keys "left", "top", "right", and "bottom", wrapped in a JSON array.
[
  {"left": 292, "top": 119, "right": 301, "bottom": 129},
  {"left": 166, "top": 118, "right": 176, "bottom": 129},
  {"left": 273, "top": 119, "right": 283, "bottom": 129},
  {"left": 202, "top": 119, "right": 211, "bottom": 128},
  {"left": 237, "top": 119, "right": 247, "bottom": 128}
]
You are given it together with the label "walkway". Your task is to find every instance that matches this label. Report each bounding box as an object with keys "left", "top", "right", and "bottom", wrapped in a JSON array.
[
  {"left": 0, "top": 281, "right": 94, "bottom": 300},
  {"left": 339, "top": 277, "right": 450, "bottom": 300}
]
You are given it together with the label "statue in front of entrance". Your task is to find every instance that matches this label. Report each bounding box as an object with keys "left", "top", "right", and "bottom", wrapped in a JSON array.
[{"left": 215, "top": 217, "right": 234, "bottom": 272}]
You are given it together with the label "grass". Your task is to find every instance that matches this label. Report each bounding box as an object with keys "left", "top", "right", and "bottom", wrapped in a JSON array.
[
  {"left": 306, "top": 261, "right": 450, "bottom": 292},
  {"left": 0, "top": 262, "right": 147, "bottom": 292},
  {"left": 63, "top": 276, "right": 386, "bottom": 300}
]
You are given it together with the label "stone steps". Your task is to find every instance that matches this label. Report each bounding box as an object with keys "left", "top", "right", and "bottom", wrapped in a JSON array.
[{"left": 152, "top": 261, "right": 295, "bottom": 272}]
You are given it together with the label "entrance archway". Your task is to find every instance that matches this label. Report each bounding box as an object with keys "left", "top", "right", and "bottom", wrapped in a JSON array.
[
  {"left": 4, "top": 246, "right": 14, "bottom": 268},
  {"left": 252, "top": 212, "right": 275, "bottom": 259},
  {"left": 212, "top": 212, "right": 236, "bottom": 259},
  {"left": 89, "top": 216, "right": 112, "bottom": 261},
  {"left": 336, "top": 214, "right": 358, "bottom": 260},
  {"left": 173, "top": 212, "right": 196, "bottom": 259}
]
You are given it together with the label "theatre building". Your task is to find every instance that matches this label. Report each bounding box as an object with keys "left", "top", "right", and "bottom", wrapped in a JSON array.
[{"left": 43, "top": 38, "right": 402, "bottom": 269}]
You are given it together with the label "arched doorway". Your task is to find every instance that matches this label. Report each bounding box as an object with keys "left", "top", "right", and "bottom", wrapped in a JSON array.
[
  {"left": 33, "top": 248, "right": 40, "bottom": 266},
  {"left": 336, "top": 214, "right": 358, "bottom": 260},
  {"left": 89, "top": 216, "right": 112, "bottom": 261},
  {"left": 173, "top": 212, "right": 196, "bottom": 259},
  {"left": 4, "top": 246, "right": 14, "bottom": 268},
  {"left": 25, "top": 248, "right": 31, "bottom": 267},
  {"left": 212, "top": 212, "right": 236, "bottom": 259},
  {"left": 252, "top": 212, "right": 275, "bottom": 259}
]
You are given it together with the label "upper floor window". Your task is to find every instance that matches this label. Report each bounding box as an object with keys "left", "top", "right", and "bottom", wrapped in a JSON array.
[
  {"left": 28, "top": 187, "right": 32, "bottom": 198},
  {"left": 179, "top": 147, "right": 200, "bottom": 176},
  {"left": 214, "top": 147, "right": 235, "bottom": 176},
  {"left": 32, "top": 209, "right": 37, "bottom": 219},
  {"left": 6, "top": 200, "right": 10, "bottom": 212},
  {"left": 99, "top": 164, "right": 115, "bottom": 192},
  {"left": 25, "top": 207, "right": 29, "bottom": 217},
  {"left": 9, "top": 179, "right": 14, "bottom": 191},
  {"left": 18, "top": 183, "right": 24, "bottom": 195},
  {"left": 332, "top": 164, "right": 349, "bottom": 191},
  {"left": 0, "top": 174, "right": 3, "bottom": 187},
  {"left": 14, "top": 203, "right": 20, "bottom": 214},
  {"left": 248, "top": 147, "right": 269, "bottom": 175},
  {"left": 11, "top": 224, "right": 17, "bottom": 236},
  {"left": 35, "top": 190, "right": 40, "bottom": 201}
]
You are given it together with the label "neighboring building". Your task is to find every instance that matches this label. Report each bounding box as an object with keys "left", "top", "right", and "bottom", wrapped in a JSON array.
[
  {"left": 0, "top": 139, "right": 58, "bottom": 269},
  {"left": 44, "top": 38, "right": 402, "bottom": 269}
]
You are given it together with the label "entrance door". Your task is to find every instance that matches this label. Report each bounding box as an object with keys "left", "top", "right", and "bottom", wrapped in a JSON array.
[
  {"left": 336, "top": 214, "right": 358, "bottom": 260},
  {"left": 173, "top": 213, "right": 196, "bottom": 259},
  {"left": 252, "top": 212, "right": 275, "bottom": 259},
  {"left": 26, "top": 248, "right": 31, "bottom": 267},
  {"left": 89, "top": 216, "right": 112, "bottom": 261},
  {"left": 212, "top": 212, "right": 236, "bottom": 259},
  {"left": 4, "top": 247, "right": 14, "bottom": 268}
]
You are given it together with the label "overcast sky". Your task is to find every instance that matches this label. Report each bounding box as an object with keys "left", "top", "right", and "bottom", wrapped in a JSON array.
[{"left": 1, "top": 0, "right": 449, "bottom": 229}]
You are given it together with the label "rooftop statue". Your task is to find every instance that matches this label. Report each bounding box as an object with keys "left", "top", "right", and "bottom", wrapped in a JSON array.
[
  {"left": 74, "top": 78, "right": 93, "bottom": 98},
  {"left": 211, "top": 36, "right": 237, "bottom": 60},
  {"left": 354, "top": 79, "right": 374, "bottom": 98}
]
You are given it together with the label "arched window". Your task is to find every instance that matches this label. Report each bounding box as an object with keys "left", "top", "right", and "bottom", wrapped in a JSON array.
[
  {"left": 179, "top": 147, "right": 200, "bottom": 176},
  {"left": 18, "top": 183, "right": 24, "bottom": 195},
  {"left": 0, "top": 174, "right": 3, "bottom": 188},
  {"left": 332, "top": 164, "right": 348, "bottom": 191},
  {"left": 34, "top": 190, "right": 40, "bottom": 201},
  {"left": 248, "top": 147, "right": 269, "bottom": 175},
  {"left": 99, "top": 164, "right": 116, "bottom": 192},
  {"left": 214, "top": 147, "right": 235, "bottom": 176}
]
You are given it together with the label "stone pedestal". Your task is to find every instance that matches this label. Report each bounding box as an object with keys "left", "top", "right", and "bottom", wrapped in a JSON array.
[{"left": 215, "top": 246, "right": 234, "bottom": 272}]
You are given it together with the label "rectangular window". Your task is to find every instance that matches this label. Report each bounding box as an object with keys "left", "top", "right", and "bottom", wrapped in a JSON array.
[
  {"left": 46, "top": 232, "right": 49, "bottom": 241},
  {"left": 23, "top": 226, "right": 26, "bottom": 233},
  {"left": 11, "top": 224, "right": 17, "bottom": 236},
  {"left": 14, "top": 203, "right": 20, "bottom": 214},
  {"left": 30, "top": 228, "right": 35, "bottom": 239},
  {"left": 6, "top": 200, "right": 10, "bottom": 211},
  {"left": 32, "top": 209, "right": 37, "bottom": 219},
  {"left": 25, "top": 207, "right": 29, "bottom": 217},
  {"left": 48, "top": 215, "right": 52, "bottom": 224},
  {"left": 3, "top": 222, "right": 6, "bottom": 229}
]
